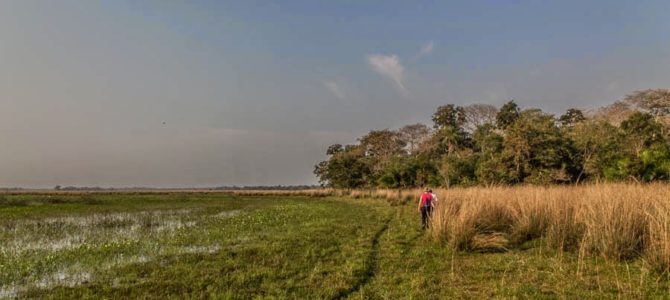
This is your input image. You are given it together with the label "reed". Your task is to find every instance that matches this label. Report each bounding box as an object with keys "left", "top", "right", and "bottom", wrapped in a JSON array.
[{"left": 426, "top": 183, "right": 670, "bottom": 273}]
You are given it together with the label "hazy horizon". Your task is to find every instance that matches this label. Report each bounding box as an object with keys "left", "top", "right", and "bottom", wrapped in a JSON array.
[{"left": 1, "top": 1, "right": 669, "bottom": 188}]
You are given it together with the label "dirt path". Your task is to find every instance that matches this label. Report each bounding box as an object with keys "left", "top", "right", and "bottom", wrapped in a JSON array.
[{"left": 334, "top": 216, "right": 392, "bottom": 299}]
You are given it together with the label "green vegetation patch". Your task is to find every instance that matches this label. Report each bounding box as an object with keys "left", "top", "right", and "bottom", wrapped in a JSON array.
[{"left": 1, "top": 194, "right": 668, "bottom": 299}]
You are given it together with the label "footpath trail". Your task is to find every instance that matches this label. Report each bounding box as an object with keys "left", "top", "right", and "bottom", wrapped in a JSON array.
[
  {"left": 333, "top": 217, "right": 391, "bottom": 299},
  {"left": 342, "top": 205, "right": 457, "bottom": 299}
]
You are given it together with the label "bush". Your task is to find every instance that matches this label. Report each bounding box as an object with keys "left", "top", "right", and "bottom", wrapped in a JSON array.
[{"left": 0, "top": 195, "right": 29, "bottom": 206}]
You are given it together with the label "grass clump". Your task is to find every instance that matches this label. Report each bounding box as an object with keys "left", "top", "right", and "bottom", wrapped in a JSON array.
[
  {"left": 428, "top": 183, "right": 670, "bottom": 273},
  {"left": 0, "top": 195, "right": 29, "bottom": 206}
]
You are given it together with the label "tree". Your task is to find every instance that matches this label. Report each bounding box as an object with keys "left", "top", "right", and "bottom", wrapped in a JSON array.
[
  {"left": 472, "top": 123, "right": 508, "bottom": 185},
  {"left": 558, "top": 108, "right": 586, "bottom": 127},
  {"left": 624, "top": 89, "right": 670, "bottom": 118},
  {"left": 496, "top": 100, "right": 520, "bottom": 130},
  {"left": 359, "top": 129, "right": 406, "bottom": 158},
  {"left": 595, "top": 101, "right": 636, "bottom": 126},
  {"left": 377, "top": 155, "right": 441, "bottom": 188},
  {"left": 624, "top": 89, "right": 670, "bottom": 137},
  {"left": 567, "top": 120, "right": 620, "bottom": 183},
  {"left": 432, "top": 104, "right": 466, "bottom": 129},
  {"left": 436, "top": 125, "right": 470, "bottom": 156},
  {"left": 313, "top": 161, "right": 329, "bottom": 187},
  {"left": 475, "top": 153, "right": 510, "bottom": 185},
  {"left": 639, "top": 145, "right": 670, "bottom": 181},
  {"left": 326, "top": 144, "right": 343, "bottom": 155},
  {"left": 599, "top": 112, "right": 670, "bottom": 182},
  {"left": 620, "top": 112, "right": 664, "bottom": 156},
  {"left": 502, "top": 109, "right": 577, "bottom": 184},
  {"left": 463, "top": 104, "right": 498, "bottom": 133},
  {"left": 359, "top": 129, "right": 406, "bottom": 180},
  {"left": 398, "top": 123, "right": 431, "bottom": 155},
  {"left": 440, "top": 150, "right": 476, "bottom": 187},
  {"left": 473, "top": 124, "right": 503, "bottom": 154},
  {"left": 314, "top": 145, "right": 373, "bottom": 188},
  {"left": 428, "top": 104, "right": 470, "bottom": 158}
]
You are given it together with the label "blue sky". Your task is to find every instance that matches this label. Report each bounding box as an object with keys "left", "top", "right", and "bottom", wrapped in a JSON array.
[{"left": 0, "top": 1, "right": 669, "bottom": 187}]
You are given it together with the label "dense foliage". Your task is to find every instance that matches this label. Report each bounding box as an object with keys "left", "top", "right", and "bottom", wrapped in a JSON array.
[{"left": 315, "top": 89, "right": 670, "bottom": 188}]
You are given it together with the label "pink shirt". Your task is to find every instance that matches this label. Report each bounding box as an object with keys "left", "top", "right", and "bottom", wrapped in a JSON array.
[{"left": 420, "top": 192, "right": 433, "bottom": 207}]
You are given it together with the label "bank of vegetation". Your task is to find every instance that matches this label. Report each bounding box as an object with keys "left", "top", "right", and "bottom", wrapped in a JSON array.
[{"left": 315, "top": 89, "right": 670, "bottom": 188}]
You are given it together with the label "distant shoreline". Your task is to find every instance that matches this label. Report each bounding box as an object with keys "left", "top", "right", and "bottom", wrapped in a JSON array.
[{"left": 0, "top": 185, "right": 323, "bottom": 194}]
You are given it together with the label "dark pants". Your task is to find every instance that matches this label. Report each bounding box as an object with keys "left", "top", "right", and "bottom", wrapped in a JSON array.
[{"left": 421, "top": 206, "right": 432, "bottom": 229}]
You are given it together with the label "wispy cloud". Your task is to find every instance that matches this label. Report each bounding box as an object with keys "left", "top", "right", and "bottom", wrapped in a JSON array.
[
  {"left": 416, "top": 41, "right": 434, "bottom": 58},
  {"left": 367, "top": 54, "right": 408, "bottom": 95},
  {"left": 323, "top": 80, "right": 346, "bottom": 99}
]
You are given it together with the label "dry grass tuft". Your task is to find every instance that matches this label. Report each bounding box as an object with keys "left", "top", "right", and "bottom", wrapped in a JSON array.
[
  {"left": 645, "top": 201, "right": 670, "bottom": 274},
  {"left": 424, "top": 183, "right": 670, "bottom": 272},
  {"left": 470, "top": 233, "right": 509, "bottom": 252}
]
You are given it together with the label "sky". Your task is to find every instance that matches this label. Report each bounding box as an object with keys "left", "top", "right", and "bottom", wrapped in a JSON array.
[{"left": 1, "top": 0, "right": 669, "bottom": 188}]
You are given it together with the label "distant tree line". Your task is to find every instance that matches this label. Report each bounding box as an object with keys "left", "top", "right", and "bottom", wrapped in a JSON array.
[
  {"left": 315, "top": 89, "right": 670, "bottom": 188},
  {"left": 214, "top": 185, "right": 320, "bottom": 190},
  {"left": 50, "top": 185, "right": 321, "bottom": 191},
  {"left": 54, "top": 185, "right": 107, "bottom": 191}
]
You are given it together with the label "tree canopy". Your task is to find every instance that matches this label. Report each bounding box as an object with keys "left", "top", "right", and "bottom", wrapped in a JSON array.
[{"left": 315, "top": 89, "right": 670, "bottom": 188}]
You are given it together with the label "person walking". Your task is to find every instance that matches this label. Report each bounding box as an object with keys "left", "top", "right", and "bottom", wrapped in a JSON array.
[{"left": 418, "top": 188, "right": 435, "bottom": 229}]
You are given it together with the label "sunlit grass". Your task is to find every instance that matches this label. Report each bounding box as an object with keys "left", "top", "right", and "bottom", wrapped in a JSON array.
[
  {"left": 1, "top": 190, "right": 669, "bottom": 298},
  {"left": 428, "top": 183, "right": 670, "bottom": 273}
]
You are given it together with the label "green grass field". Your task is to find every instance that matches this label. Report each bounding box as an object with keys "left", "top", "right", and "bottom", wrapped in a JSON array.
[{"left": 1, "top": 193, "right": 669, "bottom": 299}]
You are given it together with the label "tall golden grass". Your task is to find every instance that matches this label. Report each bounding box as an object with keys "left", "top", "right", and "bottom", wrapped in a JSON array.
[{"left": 427, "top": 183, "right": 670, "bottom": 273}]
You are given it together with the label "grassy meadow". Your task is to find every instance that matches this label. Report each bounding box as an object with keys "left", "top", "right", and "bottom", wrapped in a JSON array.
[{"left": 1, "top": 185, "right": 670, "bottom": 299}]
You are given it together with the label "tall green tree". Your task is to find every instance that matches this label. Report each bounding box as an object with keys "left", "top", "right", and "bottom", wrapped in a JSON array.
[
  {"left": 314, "top": 145, "right": 373, "bottom": 188},
  {"left": 496, "top": 100, "right": 520, "bottom": 130},
  {"left": 432, "top": 104, "right": 466, "bottom": 129},
  {"left": 611, "top": 112, "right": 670, "bottom": 181},
  {"left": 566, "top": 120, "right": 621, "bottom": 183},
  {"left": 358, "top": 129, "right": 406, "bottom": 179},
  {"left": 620, "top": 112, "right": 664, "bottom": 156},
  {"left": 472, "top": 124, "right": 509, "bottom": 185},
  {"left": 558, "top": 108, "right": 586, "bottom": 127},
  {"left": 502, "top": 109, "right": 577, "bottom": 184},
  {"left": 377, "top": 155, "right": 441, "bottom": 188}
]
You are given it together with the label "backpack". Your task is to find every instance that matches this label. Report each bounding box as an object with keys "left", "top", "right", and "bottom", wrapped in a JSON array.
[{"left": 421, "top": 192, "right": 433, "bottom": 207}]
